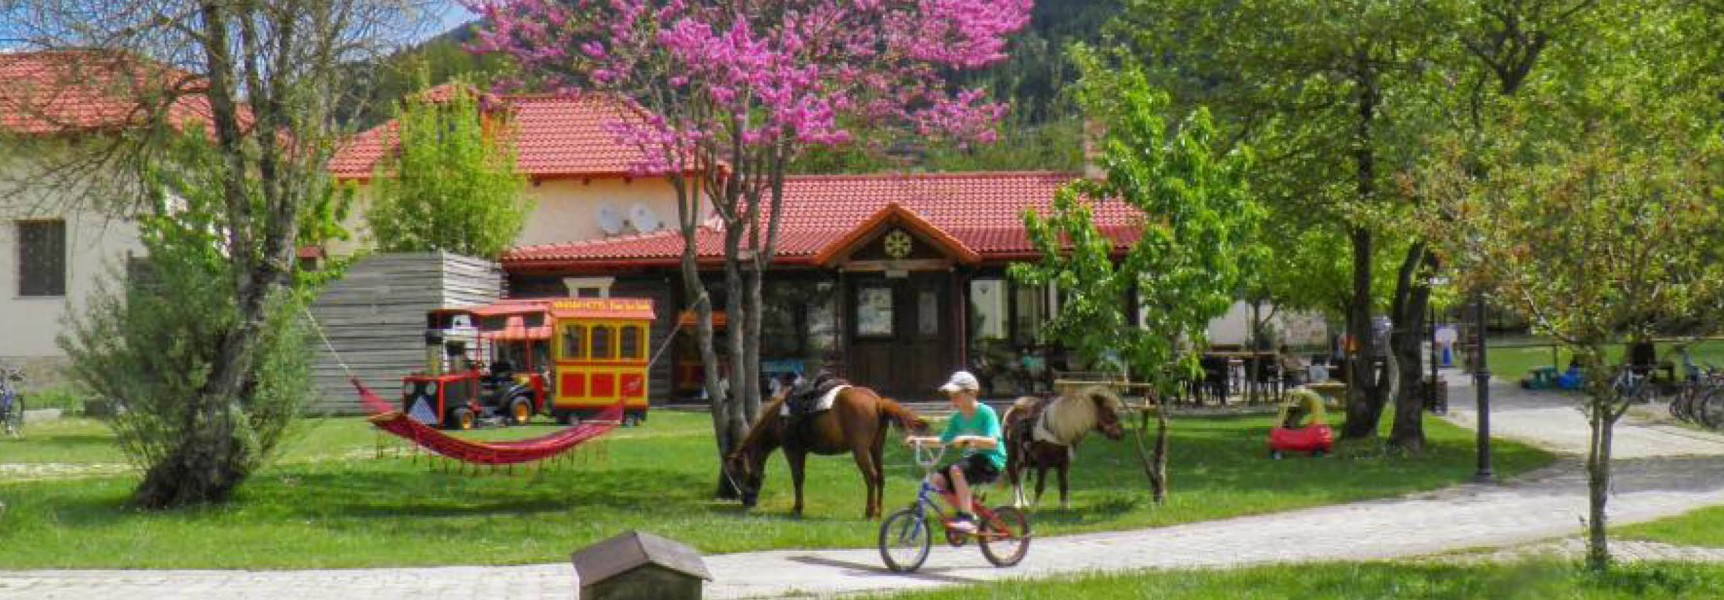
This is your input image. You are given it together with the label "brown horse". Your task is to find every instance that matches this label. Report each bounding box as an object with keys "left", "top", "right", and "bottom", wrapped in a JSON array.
[
  {"left": 723, "top": 385, "right": 927, "bottom": 519},
  {"left": 1002, "top": 386, "right": 1126, "bottom": 509}
]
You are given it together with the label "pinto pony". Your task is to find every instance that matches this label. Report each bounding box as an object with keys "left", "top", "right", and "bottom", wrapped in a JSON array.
[
  {"left": 723, "top": 386, "right": 927, "bottom": 519},
  {"left": 1002, "top": 386, "right": 1127, "bottom": 508}
]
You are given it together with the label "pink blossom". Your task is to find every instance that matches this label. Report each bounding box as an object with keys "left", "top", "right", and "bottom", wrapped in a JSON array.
[{"left": 468, "top": 0, "right": 1031, "bottom": 175}]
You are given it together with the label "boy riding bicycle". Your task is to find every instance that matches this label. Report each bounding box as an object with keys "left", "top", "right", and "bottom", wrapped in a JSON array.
[{"left": 905, "top": 371, "right": 1004, "bottom": 534}]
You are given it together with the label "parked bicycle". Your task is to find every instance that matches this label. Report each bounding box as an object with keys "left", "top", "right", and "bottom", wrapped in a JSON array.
[
  {"left": 1669, "top": 365, "right": 1724, "bottom": 429},
  {"left": 1, "top": 368, "right": 25, "bottom": 438},
  {"left": 877, "top": 438, "right": 1030, "bottom": 573}
]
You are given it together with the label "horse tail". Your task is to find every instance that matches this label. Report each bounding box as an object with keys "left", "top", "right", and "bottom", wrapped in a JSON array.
[{"left": 877, "top": 398, "right": 928, "bottom": 433}]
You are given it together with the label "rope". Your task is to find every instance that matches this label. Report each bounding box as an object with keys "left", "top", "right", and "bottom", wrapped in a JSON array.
[
  {"left": 649, "top": 294, "right": 708, "bottom": 370},
  {"left": 300, "top": 302, "right": 356, "bottom": 379}
]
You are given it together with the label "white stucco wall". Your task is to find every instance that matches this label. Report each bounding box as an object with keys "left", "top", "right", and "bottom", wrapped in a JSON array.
[
  {"left": 0, "top": 150, "right": 144, "bottom": 360},
  {"left": 1206, "top": 301, "right": 1329, "bottom": 348},
  {"left": 331, "top": 175, "right": 686, "bottom": 256}
]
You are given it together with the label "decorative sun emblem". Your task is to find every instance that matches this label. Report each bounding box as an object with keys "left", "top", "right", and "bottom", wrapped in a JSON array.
[{"left": 883, "top": 230, "right": 914, "bottom": 259}]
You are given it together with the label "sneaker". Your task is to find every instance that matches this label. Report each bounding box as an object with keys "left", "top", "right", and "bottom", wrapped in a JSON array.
[{"left": 949, "top": 514, "right": 978, "bottom": 534}]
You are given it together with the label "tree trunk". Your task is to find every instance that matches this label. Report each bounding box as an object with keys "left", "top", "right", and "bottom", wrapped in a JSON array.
[
  {"left": 1389, "top": 245, "right": 1432, "bottom": 451},
  {"left": 1586, "top": 393, "right": 1616, "bottom": 572},
  {"left": 130, "top": 0, "right": 299, "bottom": 509},
  {"left": 1341, "top": 227, "right": 1382, "bottom": 439},
  {"left": 721, "top": 226, "right": 748, "bottom": 458},
  {"left": 1342, "top": 47, "right": 1384, "bottom": 440},
  {"left": 674, "top": 173, "right": 737, "bottom": 501},
  {"left": 741, "top": 264, "right": 763, "bottom": 425},
  {"left": 1135, "top": 392, "right": 1172, "bottom": 504}
]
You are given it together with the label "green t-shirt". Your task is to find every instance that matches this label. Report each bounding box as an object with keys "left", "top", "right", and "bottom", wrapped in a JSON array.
[{"left": 940, "top": 402, "right": 1007, "bottom": 469}]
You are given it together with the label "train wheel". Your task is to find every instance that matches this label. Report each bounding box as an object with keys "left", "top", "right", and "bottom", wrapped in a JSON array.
[
  {"left": 508, "top": 398, "right": 532, "bottom": 426},
  {"left": 454, "top": 408, "right": 476, "bottom": 431}
]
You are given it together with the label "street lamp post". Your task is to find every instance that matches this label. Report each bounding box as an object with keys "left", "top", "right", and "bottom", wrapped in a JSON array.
[{"left": 1473, "top": 291, "right": 1493, "bottom": 483}]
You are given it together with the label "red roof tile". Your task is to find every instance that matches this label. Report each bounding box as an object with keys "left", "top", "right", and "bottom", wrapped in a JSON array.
[
  {"left": 503, "top": 171, "right": 1143, "bottom": 271},
  {"left": 328, "top": 93, "right": 668, "bottom": 180},
  {"left": 0, "top": 50, "right": 224, "bottom": 136}
]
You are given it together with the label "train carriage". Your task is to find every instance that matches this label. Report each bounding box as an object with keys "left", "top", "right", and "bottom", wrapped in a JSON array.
[{"left": 550, "top": 298, "right": 655, "bottom": 426}]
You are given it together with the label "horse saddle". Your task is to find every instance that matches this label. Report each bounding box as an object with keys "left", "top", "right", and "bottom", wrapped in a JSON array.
[{"left": 781, "top": 373, "right": 850, "bottom": 418}]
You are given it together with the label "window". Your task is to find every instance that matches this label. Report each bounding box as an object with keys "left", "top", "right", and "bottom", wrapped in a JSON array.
[
  {"left": 856, "top": 285, "right": 895, "bottom": 337},
  {"left": 619, "top": 326, "right": 642, "bottom": 359},
  {"left": 917, "top": 290, "right": 939, "bottom": 336},
  {"left": 969, "top": 278, "right": 1007, "bottom": 340},
  {"left": 563, "top": 276, "right": 614, "bottom": 298},
  {"left": 1012, "top": 282, "right": 1049, "bottom": 344},
  {"left": 591, "top": 325, "right": 614, "bottom": 359},
  {"left": 560, "top": 324, "right": 586, "bottom": 360},
  {"left": 17, "top": 220, "right": 66, "bottom": 297}
]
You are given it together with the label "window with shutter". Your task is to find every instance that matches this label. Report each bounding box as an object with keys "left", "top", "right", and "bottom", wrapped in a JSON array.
[{"left": 17, "top": 220, "right": 66, "bottom": 297}]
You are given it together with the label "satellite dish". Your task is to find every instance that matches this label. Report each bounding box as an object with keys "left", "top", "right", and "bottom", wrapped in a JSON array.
[
  {"left": 595, "top": 203, "right": 625, "bottom": 236},
  {"left": 628, "top": 203, "right": 663, "bottom": 233}
]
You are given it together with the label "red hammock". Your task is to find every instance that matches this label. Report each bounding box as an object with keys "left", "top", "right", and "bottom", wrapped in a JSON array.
[{"left": 352, "top": 379, "right": 622, "bottom": 466}]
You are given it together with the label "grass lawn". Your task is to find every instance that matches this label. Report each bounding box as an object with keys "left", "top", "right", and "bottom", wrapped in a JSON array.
[
  {"left": 1618, "top": 506, "right": 1724, "bottom": 549},
  {"left": 0, "top": 410, "right": 1551, "bottom": 569},
  {"left": 864, "top": 561, "right": 1724, "bottom": 599},
  {"left": 1488, "top": 339, "right": 1724, "bottom": 382}
]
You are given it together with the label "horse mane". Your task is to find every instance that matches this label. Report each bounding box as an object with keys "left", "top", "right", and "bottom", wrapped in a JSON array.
[
  {"left": 731, "top": 397, "right": 786, "bottom": 459},
  {"left": 1044, "top": 385, "right": 1123, "bottom": 444}
]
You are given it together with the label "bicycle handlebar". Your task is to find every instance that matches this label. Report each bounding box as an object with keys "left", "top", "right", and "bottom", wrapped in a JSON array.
[{"left": 907, "top": 438, "right": 947, "bottom": 469}]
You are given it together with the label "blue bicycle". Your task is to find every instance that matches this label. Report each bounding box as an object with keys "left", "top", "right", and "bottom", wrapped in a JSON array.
[
  {"left": 1, "top": 368, "right": 24, "bottom": 438},
  {"left": 877, "top": 439, "right": 1030, "bottom": 573}
]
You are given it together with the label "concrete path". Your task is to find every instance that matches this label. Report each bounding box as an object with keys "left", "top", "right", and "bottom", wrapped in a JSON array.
[{"left": 6, "top": 376, "right": 1724, "bottom": 600}]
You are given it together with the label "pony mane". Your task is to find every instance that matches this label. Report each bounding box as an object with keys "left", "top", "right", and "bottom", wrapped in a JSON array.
[{"left": 1045, "top": 385, "right": 1123, "bottom": 444}]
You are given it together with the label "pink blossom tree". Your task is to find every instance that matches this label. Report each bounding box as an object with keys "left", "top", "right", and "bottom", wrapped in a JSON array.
[{"left": 467, "top": 0, "right": 1031, "bottom": 501}]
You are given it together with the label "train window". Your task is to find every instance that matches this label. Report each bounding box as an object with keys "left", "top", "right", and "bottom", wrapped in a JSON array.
[
  {"left": 591, "top": 325, "right": 614, "bottom": 359},
  {"left": 561, "top": 324, "right": 586, "bottom": 360},
  {"left": 620, "top": 326, "right": 642, "bottom": 359}
]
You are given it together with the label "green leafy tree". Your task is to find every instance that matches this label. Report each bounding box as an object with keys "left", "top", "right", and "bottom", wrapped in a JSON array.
[
  {"left": 367, "top": 80, "right": 530, "bottom": 259},
  {"left": 1012, "top": 46, "right": 1263, "bottom": 503},
  {"left": 1118, "top": 0, "right": 1447, "bottom": 446},
  {"left": 1419, "top": 6, "right": 1724, "bottom": 566},
  {"left": 61, "top": 130, "right": 348, "bottom": 508}
]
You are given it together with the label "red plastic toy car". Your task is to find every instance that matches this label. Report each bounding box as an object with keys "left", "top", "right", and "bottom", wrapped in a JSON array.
[{"left": 1270, "top": 389, "right": 1334, "bottom": 459}]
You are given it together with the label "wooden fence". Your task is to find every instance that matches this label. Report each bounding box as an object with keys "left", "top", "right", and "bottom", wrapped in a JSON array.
[{"left": 307, "top": 251, "right": 500, "bottom": 414}]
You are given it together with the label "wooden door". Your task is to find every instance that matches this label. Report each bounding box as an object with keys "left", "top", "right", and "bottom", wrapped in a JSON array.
[{"left": 847, "top": 272, "right": 952, "bottom": 398}]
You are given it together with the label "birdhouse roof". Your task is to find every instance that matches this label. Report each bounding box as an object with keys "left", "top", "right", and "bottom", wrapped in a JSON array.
[{"left": 570, "top": 530, "right": 713, "bottom": 584}]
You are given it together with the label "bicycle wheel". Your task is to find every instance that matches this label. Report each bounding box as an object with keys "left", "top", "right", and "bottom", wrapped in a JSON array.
[
  {"left": 1698, "top": 389, "right": 1724, "bottom": 429},
  {"left": 878, "top": 507, "right": 932, "bottom": 573},
  {"left": 1671, "top": 388, "right": 1691, "bottom": 421},
  {"left": 978, "top": 506, "right": 1031, "bottom": 567}
]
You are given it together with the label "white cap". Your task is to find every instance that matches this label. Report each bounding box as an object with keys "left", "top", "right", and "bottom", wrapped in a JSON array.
[{"left": 938, "top": 371, "right": 981, "bottom": 394}]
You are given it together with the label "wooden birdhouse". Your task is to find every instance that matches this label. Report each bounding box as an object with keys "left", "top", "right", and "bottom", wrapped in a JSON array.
[{"left": 571, "top": 530, "right": 712, "bottom": 600}]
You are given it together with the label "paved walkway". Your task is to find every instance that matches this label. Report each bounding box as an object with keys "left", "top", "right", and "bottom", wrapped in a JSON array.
[{"left": 6, "top": 376, "right": 1724, "bottom": 599}]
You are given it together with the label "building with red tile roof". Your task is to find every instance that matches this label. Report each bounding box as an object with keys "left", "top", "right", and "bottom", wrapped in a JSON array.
[
  {"left": 500, "top": 169, "right": 1146, "bottom": 399},
  {"left": 0, "top": 50, "right": 227, "bottom": 136},
  {"left": 329, "top": 90, "right": 672, "bottom": 181},
  {"left": 504, "top": 171, "right": 1139, "bottom": 272},
  {"left": 325, "top": 89, "right": 695, "bottom": 254},
  {"left": 0, "top": 50, "right": 225, "bottom": 366}
]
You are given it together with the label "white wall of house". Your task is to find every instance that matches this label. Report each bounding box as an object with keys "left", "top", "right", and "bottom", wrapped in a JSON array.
[
  {"left": 0, "top": 153, "right": 144, "bottom": 364},
  {"left": 1206, "top": 300, "right": 1329, "bottom": 349},
  {"left": 330, "top": 175, "right": 686, "bottom": 255}
]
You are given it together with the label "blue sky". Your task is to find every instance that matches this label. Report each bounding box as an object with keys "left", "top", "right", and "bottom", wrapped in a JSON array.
[
  {"left": 0, "top": 4, "right": 472, "bottom": 49},
  {"left": 426, "top": 1, "right": 476, "bottom": 41}
]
